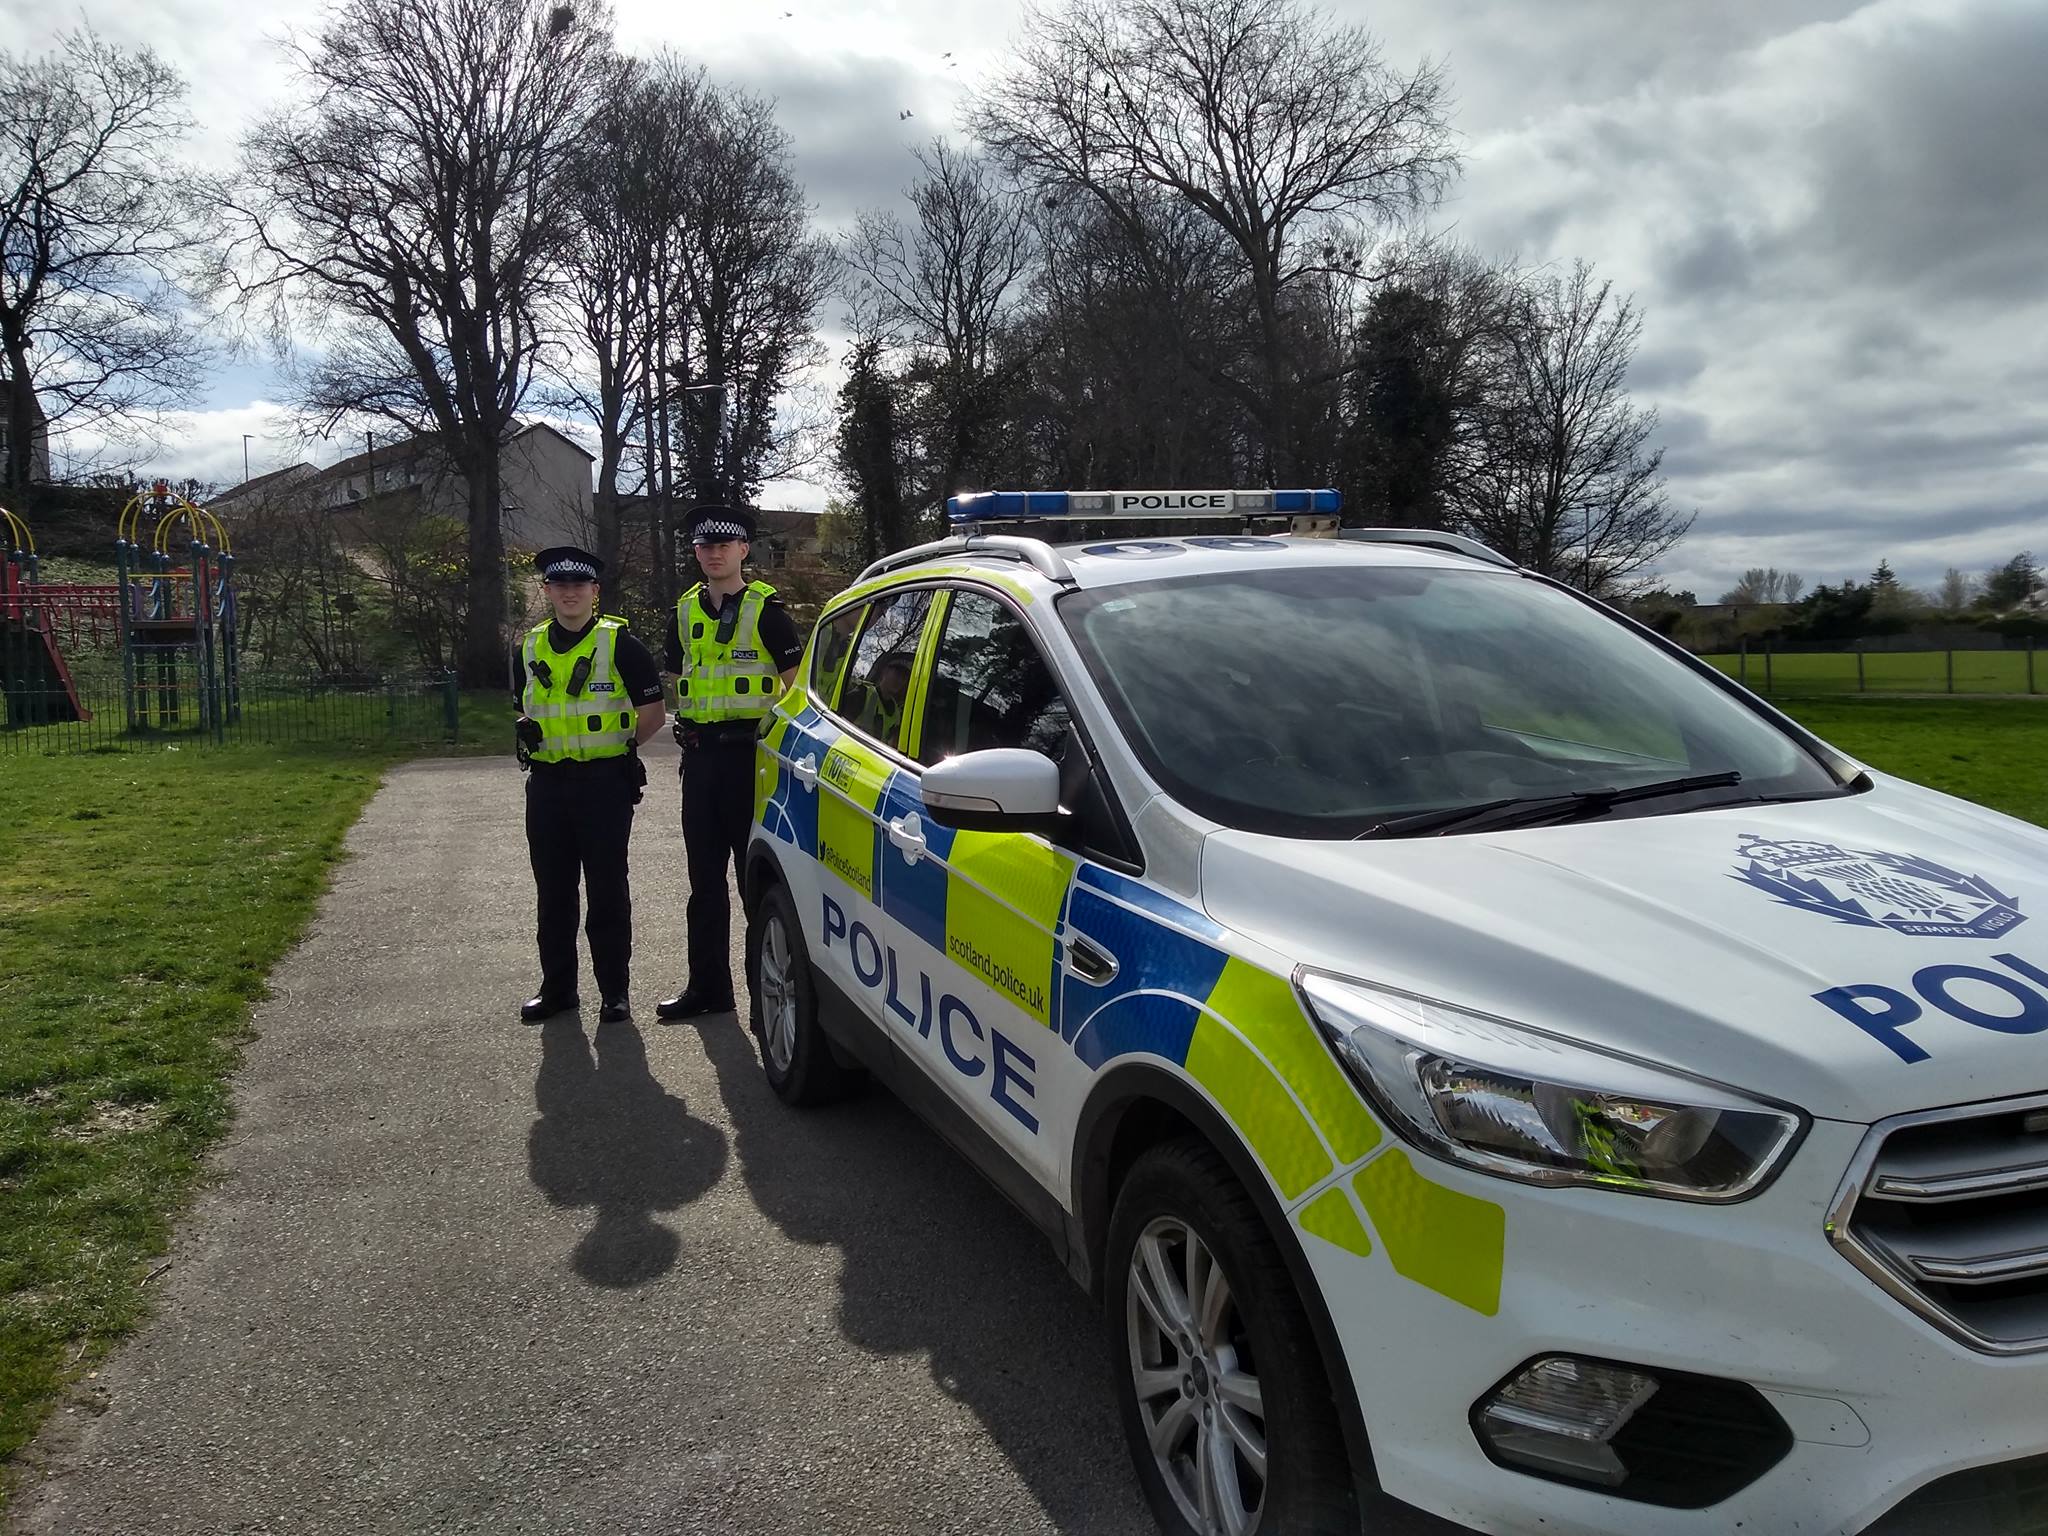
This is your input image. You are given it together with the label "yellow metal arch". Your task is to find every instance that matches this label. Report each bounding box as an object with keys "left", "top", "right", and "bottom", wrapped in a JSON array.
[
  {"left": 118, "top": 484, "right": 232, "bottom": 554},
  {"left": 0, "top": 505, "right": 32, "bottom": 555}
]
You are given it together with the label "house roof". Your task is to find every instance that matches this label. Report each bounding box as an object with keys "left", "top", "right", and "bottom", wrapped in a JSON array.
[
  {"left": 215, "top": 462, "right": 319, "bottom": 504},
  {"left": 308, "top": 419, "right": 595, "bottom": 485},
  {"left": 509, "top": 420, "right": 595, "bottom": 461}
]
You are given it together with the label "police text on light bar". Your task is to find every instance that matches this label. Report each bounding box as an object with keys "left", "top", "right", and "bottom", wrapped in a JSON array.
[{"left": 945, "top": 488, "right": 1342, "bottom": 523}]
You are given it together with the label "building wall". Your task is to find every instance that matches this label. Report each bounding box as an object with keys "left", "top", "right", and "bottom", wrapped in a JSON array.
[
  {"left": 0, "top": 385, "right": 53, "bottom": 483},
  {"left": 500, "top": 429, "right": 594, "bottom": 552}
]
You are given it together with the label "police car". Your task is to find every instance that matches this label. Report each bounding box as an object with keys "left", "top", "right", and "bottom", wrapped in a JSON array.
[{"left": 741, "top": 488, "right": 2048, "bottom": 1536}]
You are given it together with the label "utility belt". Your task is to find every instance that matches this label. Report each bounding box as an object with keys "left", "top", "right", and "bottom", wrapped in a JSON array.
[
  {"left": 528, "top": 748, "right": 647, "bottom": 801},
  {"left": 674, "top": 720, "right": 759, "bottom": 755}
]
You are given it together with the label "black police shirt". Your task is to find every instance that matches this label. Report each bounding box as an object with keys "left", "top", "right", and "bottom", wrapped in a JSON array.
[
  {"left": 663, "top": 588, "right": 805, "bottom": 677},
  {"left": 532, "top": 618, "right": 666, "bottom": 708}
]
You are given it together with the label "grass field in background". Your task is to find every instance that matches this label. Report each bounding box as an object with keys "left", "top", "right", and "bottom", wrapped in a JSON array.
[
  {"left": 1782, "top": 696, "right": 2048, "bottom": 829},
  {"left": 1701, "top": 648, "right": 2041, "bottom": 695},
  {"left": 0, "top": 746, "right": 391, "bottom": 1500}
]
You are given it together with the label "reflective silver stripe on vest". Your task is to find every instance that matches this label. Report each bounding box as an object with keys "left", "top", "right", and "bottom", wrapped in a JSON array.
[{"left": 541, "top": 729, "right": 636, "bottom": 755}]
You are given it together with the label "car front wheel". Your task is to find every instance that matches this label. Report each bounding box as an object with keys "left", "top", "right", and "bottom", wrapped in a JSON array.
[
  {"left": 1106, "top": 1138, "right": 1358, "bottom": 1536},
  {"left": 746, "top": 881, "right": 848, "bottom": 1106}
]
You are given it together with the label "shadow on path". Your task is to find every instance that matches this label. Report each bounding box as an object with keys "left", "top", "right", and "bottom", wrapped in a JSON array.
[
  {"left": 528, "top": 1018, "right": 729, "bottom": 1287},
  {"left": 696, "top": 1014, "right": 1148, "bottom": 1534}
]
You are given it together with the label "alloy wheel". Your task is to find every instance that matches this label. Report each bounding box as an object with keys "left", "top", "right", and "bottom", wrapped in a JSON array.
[{"left": 1127, "top": 1215, "right": 1269, "bottom": 1536}]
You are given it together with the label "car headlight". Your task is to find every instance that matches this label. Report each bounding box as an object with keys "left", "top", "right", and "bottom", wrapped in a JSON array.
[{"left": 1299, "top": 972, "right": 1804, "bottom": 1202}]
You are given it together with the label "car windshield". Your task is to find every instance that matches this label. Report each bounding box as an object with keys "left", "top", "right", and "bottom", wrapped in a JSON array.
[{"left": 1060, "top": 562, "right": 1846, "bottom": 838}]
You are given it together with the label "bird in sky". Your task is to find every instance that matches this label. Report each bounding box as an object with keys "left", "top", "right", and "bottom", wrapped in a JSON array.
[{"left": 898, "top": 109, "right": 914, "bottom": 120}]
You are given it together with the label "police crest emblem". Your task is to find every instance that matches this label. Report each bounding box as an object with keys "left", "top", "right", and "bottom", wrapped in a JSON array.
[{"left": 1732, "top": 834, "right": 2025, "bottom": 939}]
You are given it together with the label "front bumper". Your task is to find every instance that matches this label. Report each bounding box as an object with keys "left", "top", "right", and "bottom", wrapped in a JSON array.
[{"left": 1302, "top": 1118, "right": 2048, "bottom": 1536}]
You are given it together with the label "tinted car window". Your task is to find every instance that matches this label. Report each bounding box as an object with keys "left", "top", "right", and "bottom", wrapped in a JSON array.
[
  {"left": 809, "top": 603, "right": 864, "bottom": 709},
  {"left": 921, "top": 591, "right": 1071, "bottom": 766},
  {"left": 840, "top": 589, "right": 931, "bottom": 752}
]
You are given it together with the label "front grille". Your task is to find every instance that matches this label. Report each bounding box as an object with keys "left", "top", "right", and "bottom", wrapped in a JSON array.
[
  {"left": 1829, "top": 1091, "right": 2048, "bottom": 1355},
  {"left": 1858, "top": 1451, "right": 2048, "bottom": 1534}
]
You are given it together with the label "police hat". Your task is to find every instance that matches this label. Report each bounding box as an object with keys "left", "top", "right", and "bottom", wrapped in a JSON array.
[
  {"left": 535, "top": 545, "right": 603, "bottom": 582},
  {"left": 686, "top": 505, "right": 755, "bottom": 545}
]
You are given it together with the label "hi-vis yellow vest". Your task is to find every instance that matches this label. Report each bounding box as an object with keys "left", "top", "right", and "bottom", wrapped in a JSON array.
[
  {"left": 674, "top": 581, "right": 781, "bottom": 724},
  {"left": 520, "top": 615, "right": 635, "bottom": 763}
]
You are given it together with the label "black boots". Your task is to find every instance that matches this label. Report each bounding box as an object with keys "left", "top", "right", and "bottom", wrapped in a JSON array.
[
  {"left": 655, "top": 986, "right": 735, "bottom": 1022},
  {"left": 521, "top": 993, "right": 580, "bottom": 1023},
  {"left": 598, "top": 997, "right": 632, "bottom": 1024}
]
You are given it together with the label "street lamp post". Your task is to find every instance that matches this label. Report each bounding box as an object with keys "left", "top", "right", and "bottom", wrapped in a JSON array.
[
  {"left": 677, "top": 378, "right": 730, "bottom": 501},
  {"left": 242, "top": 434, "right": 253, "bottom": 486}
]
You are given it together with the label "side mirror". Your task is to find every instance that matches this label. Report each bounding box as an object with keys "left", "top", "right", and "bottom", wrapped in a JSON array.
[{"left": 921, "top": 748, "right": 1064, "bottom": 834}]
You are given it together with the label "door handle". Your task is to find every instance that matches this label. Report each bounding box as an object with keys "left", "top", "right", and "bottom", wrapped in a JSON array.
[
  {"left": 1068, "top": 936, "right": 1118, "bottom": 985},
  {"left": 793, "top": 752, "right": 818, "bottom": 791},
  {"left": 887, "top": 813, "right": 927, "bottom": 863}
]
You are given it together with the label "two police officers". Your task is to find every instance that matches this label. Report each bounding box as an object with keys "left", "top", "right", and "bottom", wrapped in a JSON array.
[
  {"left": 517, "top": 547, "right": 667, "bottom": 1024},
  {"left": 656, "top": 507, "right": 804, "bottom": 1020}
]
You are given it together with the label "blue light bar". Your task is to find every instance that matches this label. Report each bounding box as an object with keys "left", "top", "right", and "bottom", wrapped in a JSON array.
[{"left": 946, "top": 488, "right": 1342, "bottom": 523}]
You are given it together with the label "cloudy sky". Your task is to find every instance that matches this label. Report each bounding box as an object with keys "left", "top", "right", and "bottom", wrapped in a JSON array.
[{"left": 8, "top": 0, "right": 2043, "bottom": 599}]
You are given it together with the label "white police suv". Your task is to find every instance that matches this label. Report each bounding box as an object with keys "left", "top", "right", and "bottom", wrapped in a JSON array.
[{"left": 741, "top": 488, "right": 2048, "bottom": 1536}]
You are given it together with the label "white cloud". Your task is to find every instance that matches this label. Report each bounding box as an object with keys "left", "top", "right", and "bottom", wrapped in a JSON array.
[{"left": 12, "top": 0, "right": 2043, "bottom": 594}]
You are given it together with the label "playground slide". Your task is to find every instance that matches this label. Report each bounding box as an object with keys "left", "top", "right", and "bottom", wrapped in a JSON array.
[{"left": 0, "top": 610, "right": 90, "bottom": 725}]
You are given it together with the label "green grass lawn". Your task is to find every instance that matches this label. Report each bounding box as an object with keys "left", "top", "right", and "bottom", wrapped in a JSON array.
[
  {"left": 1701, "top": 648, "right": 2042, "bottom": 695},
  {"left": 0, "top": 745, "right": 391, "bottom": 1498},
  {"left": 1783, "top": 695, "right": 2048, "bottom": 828}
]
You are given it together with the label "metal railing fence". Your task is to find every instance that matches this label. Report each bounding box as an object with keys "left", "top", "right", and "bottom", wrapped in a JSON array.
[
  {"left": 1694, "top": 638, "right": 2040, "bottom": 697},
  {"left": 0, "top": 658, "right": 463, "bottom": 756}
]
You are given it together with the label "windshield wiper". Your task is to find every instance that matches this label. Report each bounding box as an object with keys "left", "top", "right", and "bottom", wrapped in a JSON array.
[{"left": 1358, "top": 770, "right": 1744, "bottom": 840}]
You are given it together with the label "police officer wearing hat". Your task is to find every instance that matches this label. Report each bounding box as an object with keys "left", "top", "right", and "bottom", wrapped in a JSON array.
[
  {"left": 656, "top": 506, "right": 804, "bottom": 1020},
  {"left": 516, "top": 546, "right": 667, "bottom": 1024}
]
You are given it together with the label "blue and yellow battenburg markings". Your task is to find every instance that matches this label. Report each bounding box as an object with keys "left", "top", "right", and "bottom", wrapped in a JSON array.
[{"left": 756, "top": 646, "right": 1504, "bottom": 1315}]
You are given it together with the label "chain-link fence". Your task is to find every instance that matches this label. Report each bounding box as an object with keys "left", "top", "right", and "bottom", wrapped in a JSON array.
[{"left": 1695, "top": 639, "right": 2042, "bottom": 697}]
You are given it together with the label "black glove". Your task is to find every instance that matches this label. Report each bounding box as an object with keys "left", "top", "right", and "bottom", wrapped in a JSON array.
[
  {"left": 670, "top": 713, "right": 686, "bottom": 746},
  {"left": 516, "top": 716, "right": 542, "bottom": 768}
]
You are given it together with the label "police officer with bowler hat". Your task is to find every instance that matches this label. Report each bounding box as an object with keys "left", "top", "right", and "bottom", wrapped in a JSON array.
[
  {"left": 656, "top": 505, "right": 804, "bottom": 1020},
  {"left": 516, "top": 546, "right": 667, "bottom": 1024}
]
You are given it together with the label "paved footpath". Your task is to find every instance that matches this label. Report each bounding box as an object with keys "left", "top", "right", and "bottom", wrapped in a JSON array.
[{"left": 10, "top": 738, "right": 1152, "bottom": 1536}]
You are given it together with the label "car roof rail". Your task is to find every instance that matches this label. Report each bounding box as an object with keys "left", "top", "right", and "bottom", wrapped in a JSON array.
[
  {"left": 1331, "top": 528, "right": 1519, "bottom": 569},
  {"left": 856, "top": 532, "right": 1076, "bottom": 587}
]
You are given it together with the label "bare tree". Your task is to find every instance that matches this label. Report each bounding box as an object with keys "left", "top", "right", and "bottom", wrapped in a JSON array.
[
  {"left": 225, "top": 0, "right": 615, "bottom": 683},
  {"left": 1938, "top": 566, "right": 1978, "bottom": 612},
  {"left": 1, "top": 28, "right": 206, "bottom": 491},
  {"left": 552, "top": 56, "right": 677, "bottom": 582},
  {"left": 1459, "top": 262, "right": 1691, "bottom": 593},
  {"left": 844, "top": 141, "right": 1035, "bottom": 523},
  {"left": 669, "top": 78, "right": 833, "bottom": 514},
  {"left": 1013, "top": 188, "right": 1251, "bottom": 486},
  {"left": 1721, "top": 567, "right": 1804, "bottom": 604},
  {"left": 972, "top": 0, "right": 1457, "bottom": 478}
]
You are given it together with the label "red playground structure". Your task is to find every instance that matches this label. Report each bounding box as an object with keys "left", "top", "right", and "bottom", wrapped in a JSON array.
[{"left": 1, "top": 505, "right": 107, "bottom": 726}]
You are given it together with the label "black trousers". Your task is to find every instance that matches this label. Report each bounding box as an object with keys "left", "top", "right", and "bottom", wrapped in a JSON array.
[
  {"left": 680, "top": 736, "right": 755, "bottom": 997},
  {"left": 526, "top": 761, "right": 637, "bottom": 1001}
]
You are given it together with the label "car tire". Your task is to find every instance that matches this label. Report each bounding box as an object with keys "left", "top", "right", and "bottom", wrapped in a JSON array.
[
  {"left": 1107, "top": 1137, "right": 1359, "bottom": 1536},
  {"left": 747, "top": 881, "right": 847, "bottom": 1107}
]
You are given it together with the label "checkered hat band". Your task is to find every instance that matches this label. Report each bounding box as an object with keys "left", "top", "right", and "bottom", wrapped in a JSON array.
[
  {"left": 693, "top": 519, "right": 746, "bottom": 541},
  {"left": 544, "top": 559, "right": 597, "bottom": 580}
]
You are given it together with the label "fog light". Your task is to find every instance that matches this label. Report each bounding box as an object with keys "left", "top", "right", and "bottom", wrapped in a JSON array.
[{"left": 1475, "top": 1356, "right": 1658, "bottom": 1487}]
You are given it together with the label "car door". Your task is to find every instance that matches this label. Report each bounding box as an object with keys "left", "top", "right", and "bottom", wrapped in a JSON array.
[
  {"left": 873, "top": 586, "right": 1086, "bottom": 1189},
  {"left": 804, "top": 587, "right": 933, "bottom": 1018}
]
